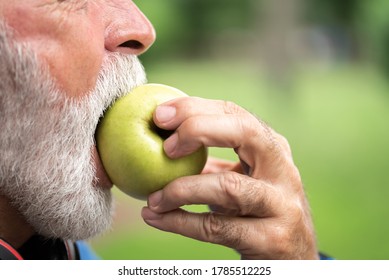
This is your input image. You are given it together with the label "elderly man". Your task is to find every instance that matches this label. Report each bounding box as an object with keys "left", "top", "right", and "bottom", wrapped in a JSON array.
[{"left": 0, "top": 1, "right": 318, "bottom": 260}]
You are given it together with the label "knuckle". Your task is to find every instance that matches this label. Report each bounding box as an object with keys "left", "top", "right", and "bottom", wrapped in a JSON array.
[
  {"left": 202, "top": 213, "right": 243, "bottom": 248},
  {"left": 254, "top": 118, "right": 280, "bottom": 153},
  {"left": 218, "top": 172, "right": 247, "bottom": 208},
  {"left": 277, "top": 134, "right": 292, "bottom": 155},
  {"left": 173, "top": 210, "right": 189, "bottom": 229},
  {"left": 249, "top": 117, "right": 291, "bottom": 158},
  {"left": 218, "top": 172, "right": 261, "bottom": 216},
  {"left": 202, "top": 212, "right": 223, "bottom": 241},
  {"left": 221, "top": 102, "right": 260, "bottom": 142},
  {"left": 281, "top": 164, "right": 303, "bottom": 191},
  {"left": 287, "top": 200, "right": 305, "bottom": 223},
  {"left": 218, "top": 171, "right": 242, "bottom": 194},
  {"left": 222, "top": 100, "right": 242, "bottom": 115},
  {"left": 238, "top": 116, "right": 259, "bottom": 139},
  {"left": 286, "top": 202, "right": 303, "bottom": 225}
]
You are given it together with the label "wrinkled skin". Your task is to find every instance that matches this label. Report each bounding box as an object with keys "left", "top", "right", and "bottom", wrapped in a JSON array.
[{"left": 142, "top": 98, "right": 319, "bottom": 259}]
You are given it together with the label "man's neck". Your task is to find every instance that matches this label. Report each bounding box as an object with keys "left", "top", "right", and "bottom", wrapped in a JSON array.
[{"left": 0, "top": 195, "right": 34, "bottom": 248}]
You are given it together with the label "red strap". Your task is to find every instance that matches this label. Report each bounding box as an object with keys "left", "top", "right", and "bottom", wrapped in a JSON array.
[{"left": 0, "top": 239, "right": 24, "bottom": 260}]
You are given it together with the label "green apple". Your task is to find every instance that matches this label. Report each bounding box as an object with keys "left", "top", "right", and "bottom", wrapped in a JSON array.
[{"left": 96, "top": 83, "right": 208, "bottom": 200}]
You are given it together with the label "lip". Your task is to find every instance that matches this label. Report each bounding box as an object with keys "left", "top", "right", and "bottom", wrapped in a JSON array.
[{"left": 92, "top": 145, "right": 113, "bottom": 189}]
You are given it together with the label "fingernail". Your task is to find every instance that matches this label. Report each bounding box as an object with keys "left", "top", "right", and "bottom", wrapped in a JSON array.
[
  {"left": 164, "top": 133, "right": 178, "bottom": 156},
  {"left": 155, "top": 105, "right": 176, "bottom": 123},
  {"left": 148, "top": 190, "right": 163, "bottom": 208},
  {"left": 141, "top": 207, "right": 162, "bottom": 221}
]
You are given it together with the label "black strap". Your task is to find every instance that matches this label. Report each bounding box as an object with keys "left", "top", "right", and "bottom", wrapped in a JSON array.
[{"left": 0, "top": 235, "right": 80, "bottom": 260}]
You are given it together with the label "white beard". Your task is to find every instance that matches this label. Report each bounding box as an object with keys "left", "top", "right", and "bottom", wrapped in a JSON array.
[{"left": 0, "top": 22, "right": 146, "bottom": 241}]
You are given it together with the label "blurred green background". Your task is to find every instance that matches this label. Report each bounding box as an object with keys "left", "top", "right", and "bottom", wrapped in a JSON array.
[{"left": 91, "top": 0, "right": 389, "bottom": 260}]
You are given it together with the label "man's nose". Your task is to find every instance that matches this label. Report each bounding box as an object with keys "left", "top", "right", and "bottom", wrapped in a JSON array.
[{"left": 104, "top": 1, "right": 156, "bottom": 56}]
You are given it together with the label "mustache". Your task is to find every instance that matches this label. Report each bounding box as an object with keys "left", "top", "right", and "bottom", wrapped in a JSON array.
[
  {"left": 59, "top": 53, "right": 147, "bottom": 136},
  {"left": 92, "top": 53, "right": 147, "bottom": 111}
]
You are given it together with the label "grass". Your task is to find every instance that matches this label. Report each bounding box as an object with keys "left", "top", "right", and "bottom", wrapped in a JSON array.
[{"left": 91, "top": 59, "right": 389, "bottom": 260}]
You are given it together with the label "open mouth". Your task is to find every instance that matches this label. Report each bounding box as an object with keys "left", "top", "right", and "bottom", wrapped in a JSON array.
[{"left": 92, "top": 83, "right": 143, "bottom": 190}]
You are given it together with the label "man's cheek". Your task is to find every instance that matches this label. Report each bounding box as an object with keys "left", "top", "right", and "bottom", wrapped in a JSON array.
[
  {"left": 3, "top": 4, "right": 105, "bottom": 98},
  {"left": 31, "top": 37, "right": 104, "bottom": 98}
]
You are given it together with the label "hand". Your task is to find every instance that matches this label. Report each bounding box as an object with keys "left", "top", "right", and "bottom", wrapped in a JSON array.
[{"left": 141, "top": 97, "right": 319, "bottom": 260}]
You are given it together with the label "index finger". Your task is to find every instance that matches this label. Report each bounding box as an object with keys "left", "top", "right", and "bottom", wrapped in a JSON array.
[{"left": 154, "top": 97, "right": 290, "bottom": 181}]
